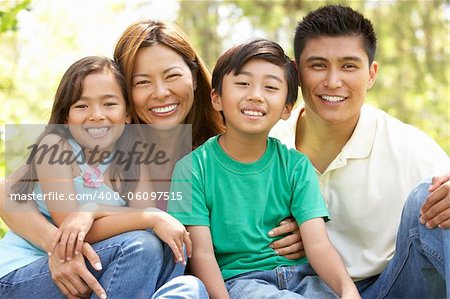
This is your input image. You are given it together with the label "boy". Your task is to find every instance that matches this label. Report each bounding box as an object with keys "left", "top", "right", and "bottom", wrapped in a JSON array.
[{"left": 169, "top": 38, "right": 360, "bottom": 298}]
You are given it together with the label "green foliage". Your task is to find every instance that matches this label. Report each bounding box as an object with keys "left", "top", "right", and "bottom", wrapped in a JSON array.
[
  {"left": 0, "top": 0, "right": 31, "bottom": 33},
  {"left": 0, "top": 219, "right": 7, "bottom": 238}
]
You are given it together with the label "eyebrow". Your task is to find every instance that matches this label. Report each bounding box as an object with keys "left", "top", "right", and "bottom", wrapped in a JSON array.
[
  {"left": 79, "top": 94, "right": 120, "bottom": 100},
  {"left": 238, "top": 71, "right": 284, "bottom": 83},
  {"left": 132, "top": 66, "right": 184, "bottom": 79},
  {"left": 305, "top": 56, "right": 363, "bottom": 63}
]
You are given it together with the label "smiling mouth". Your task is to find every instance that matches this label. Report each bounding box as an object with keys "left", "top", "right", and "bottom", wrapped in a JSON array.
[
  {"left": 150, "top": 104, "right": 178, "bottom": 115},
  {"left": 320, "top": 95, "right": 346, "bottom": 103},
  {"left": 85, "top": 127, "right": 110, "bottom": 137},
  {"left": 241, "top": 109, "right": 266, "bottom": 117}
]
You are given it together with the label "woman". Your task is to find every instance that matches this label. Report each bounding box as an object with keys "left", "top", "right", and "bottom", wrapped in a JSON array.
[{"left": 1, "top": 20, "right": 302, "bottom": 298}]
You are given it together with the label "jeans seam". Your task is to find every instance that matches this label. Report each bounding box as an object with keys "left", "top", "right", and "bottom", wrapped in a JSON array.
[{"left": 95, "top": 244, "right": 124, "bottom": 296}]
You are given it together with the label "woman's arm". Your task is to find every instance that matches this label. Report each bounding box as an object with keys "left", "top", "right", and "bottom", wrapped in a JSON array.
[
  {"left": 300, "top": 218, "right": 360, "bottom": 299},
  {"left": 187, "top": 225, "right": 229, "bottom": 299}
]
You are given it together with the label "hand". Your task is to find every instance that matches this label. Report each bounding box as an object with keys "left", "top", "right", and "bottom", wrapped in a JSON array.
[
  {"left": 420, "top": 172, "right": 450, "bottom": 229},
  {"left": 268, "top": 217, "right": 304, "bottom": 259},
  {"left": 151, "top": 212, "right": 192, "bottom": 265},
  {"left": 49, "top": 210, "right": 95, "bottom": 262},
  {"left": 49, "top": 242, "right": 106, "bottom": 299}
]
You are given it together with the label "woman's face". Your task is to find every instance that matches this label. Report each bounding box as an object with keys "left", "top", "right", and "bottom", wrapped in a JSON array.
[{"left": 131, "top": 44, "right": 196, "bottom": 126}]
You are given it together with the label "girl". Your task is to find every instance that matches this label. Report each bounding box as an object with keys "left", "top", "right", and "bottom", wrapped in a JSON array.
[{"left": 0, "top": 56, "right": 205, "bottom": 299}]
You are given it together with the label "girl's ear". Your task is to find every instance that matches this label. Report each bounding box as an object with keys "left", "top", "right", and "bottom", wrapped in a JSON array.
[
  {"left": 125, "top": 113, "right": 131, "bottom": 124},
  {"left": 211, "top": 89, "right": 222, "bottom": 112},
  {"left": 280, "top": 103, "right": 292, "bottom": 121}
]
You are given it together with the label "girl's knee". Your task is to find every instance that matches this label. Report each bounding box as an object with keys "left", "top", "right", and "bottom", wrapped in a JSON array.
[{"left": 118, "top": 230, "right": 164, "bottom": 261}]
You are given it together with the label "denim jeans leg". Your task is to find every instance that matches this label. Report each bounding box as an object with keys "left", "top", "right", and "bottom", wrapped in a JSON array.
[
  {"left": 362, "top": 179, "right": 449, "bottom": 299},
  {"left": 151, "top": 275, "right": 209, "bottom": 299},
  {"left": 0, "top": 256, "right": 65, "bottom": 299}
]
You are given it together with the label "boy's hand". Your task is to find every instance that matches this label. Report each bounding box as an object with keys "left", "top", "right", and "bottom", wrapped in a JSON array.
[
  {"left": 421, "top": 172, "right": 450, "bottom": 229},
  {"left": 151, "top": 212, "right": 192, "bottom": 264},
  {"left": 268, "top": 217, "right": 304, "bottom": 259},
  {"left": 49, "top": 211, "right": 95, "bottom": 262}
]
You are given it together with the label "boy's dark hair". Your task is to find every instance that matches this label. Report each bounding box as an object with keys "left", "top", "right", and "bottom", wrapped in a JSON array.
[
  {"left": 212, "top": 38, "right": 298, "bottom": 106},
  {"left": 294, "top": 5, "right": 377, "bottom": 64}
]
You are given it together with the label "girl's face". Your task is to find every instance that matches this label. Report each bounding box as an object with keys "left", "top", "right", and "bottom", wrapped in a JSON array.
[
  {"left": 131, "top": 44, "right": 196, "bottom": 126},
  {"left": 66, "top": 72, "right": 130, "bottom": 152}
]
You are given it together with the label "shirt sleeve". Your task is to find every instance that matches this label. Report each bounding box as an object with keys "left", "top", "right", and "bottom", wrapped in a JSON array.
[
  {"left": 290, "top": 156, "right": 330, "bottom": 225},
  {"left": 167, "top": 158, "right": 210, "bottom": 226}
]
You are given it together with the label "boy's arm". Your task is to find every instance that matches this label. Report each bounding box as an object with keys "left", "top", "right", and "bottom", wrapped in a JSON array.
[
  {"left": 187, "top": 225, "right": 230, "bottom": 299},
  {"left": 300, "top": 218, "right": 360, "bottom": 299}
]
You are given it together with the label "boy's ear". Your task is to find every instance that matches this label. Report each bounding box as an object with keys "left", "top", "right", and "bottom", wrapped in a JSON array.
[
  {"left": 211, "top": 89, "right": 223, "bottom": 112},
  {"left": 280, "top": 103, "right": 293, "bottom": 120}
]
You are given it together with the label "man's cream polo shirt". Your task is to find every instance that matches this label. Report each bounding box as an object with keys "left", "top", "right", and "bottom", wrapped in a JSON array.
[{"left": 271, "top": 104, "right": 450, "bottom": 280}]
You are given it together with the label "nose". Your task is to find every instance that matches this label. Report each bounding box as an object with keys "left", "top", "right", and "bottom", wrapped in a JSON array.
[
  {"left": 323, "top": 67, "right": 343, "bottom": 89},
  {"left": 89, "top": 105, "right": 105, "bottom": 122},
  {"left": 151, "top": 80, "right": 170, "bottom": 100},
  {"left": 247, "top": 85, "right": 264, "bottom": 102}
]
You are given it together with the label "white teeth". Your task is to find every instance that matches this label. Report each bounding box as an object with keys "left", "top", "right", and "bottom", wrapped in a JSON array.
[
  {"left": 87, "top": 127, "right": 109, "bottom": 136},
  {"left": 151, "top": 104, "right": 177, "bottom": 114},
  {"left": 242, "top": 110, "right": 264, "bottom": 116},
  {"left": 321, "top": 95, "right": 346, "bottom": 102}
]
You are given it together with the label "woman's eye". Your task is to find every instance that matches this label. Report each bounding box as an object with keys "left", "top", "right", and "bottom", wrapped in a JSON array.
[
  {"left": 135, "top": 80, "right": 150, "bottom": 86},
  {"left": 166, "top": 73, "right": 181, "bottom": 80}
]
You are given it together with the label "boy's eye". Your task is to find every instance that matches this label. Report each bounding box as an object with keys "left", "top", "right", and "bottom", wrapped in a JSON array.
[
  {"left": 235, "top": 81, "right": 250, "bottom": 86},
  {"left": 311, "top": 63, "right": 326, "bottom": 70}
]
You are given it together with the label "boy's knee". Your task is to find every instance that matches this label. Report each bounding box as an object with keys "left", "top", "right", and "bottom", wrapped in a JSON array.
[{"left": 162, "top": 275, "right": 208, "bottom": 298}]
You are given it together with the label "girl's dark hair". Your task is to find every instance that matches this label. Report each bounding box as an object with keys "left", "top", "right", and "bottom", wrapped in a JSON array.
[{"left": 12, "top": 56, "right": 140, "bottom": 198}]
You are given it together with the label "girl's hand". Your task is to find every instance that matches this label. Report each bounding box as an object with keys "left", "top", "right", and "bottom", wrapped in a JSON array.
[
  {"left": 151, "top": 212, "right": 192, "bottom": 265},
  {"left": 49, "top": 210, "right": 95, "bottom": 262}
]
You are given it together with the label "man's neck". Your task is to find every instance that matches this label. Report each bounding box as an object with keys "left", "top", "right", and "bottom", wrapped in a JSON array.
[
  {"left": 296, "top": 108, "right": 359, "bottom": 173},
  {"left": 219, "top": 130, "right": 268, "bottom": 163}
]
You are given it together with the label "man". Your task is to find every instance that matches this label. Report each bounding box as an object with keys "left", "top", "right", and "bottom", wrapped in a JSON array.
[{"left": 271, "top": 5, "right": 450, "bottom": 298}]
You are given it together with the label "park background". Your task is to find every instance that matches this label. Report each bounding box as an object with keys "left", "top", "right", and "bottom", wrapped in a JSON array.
[{"left": 0, "top": 0, "right": 449, "bottom": 237}]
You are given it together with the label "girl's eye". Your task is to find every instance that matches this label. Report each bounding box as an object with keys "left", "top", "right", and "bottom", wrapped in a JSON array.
[
  {"left": 265, "top": 85, "right": 279, "bottom": 90},
  {"left": 104, "top": 102, "right": 118, "bottom": 107},
  {"left": 73, "top": 104, "right": 87, "bottom": 109},
  {"left": 166, "top": 73, "right": 181, "bottom": 80}
]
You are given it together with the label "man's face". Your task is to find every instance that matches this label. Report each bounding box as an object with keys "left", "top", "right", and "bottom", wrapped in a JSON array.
[{"left": 298, "top": 35, "right": 377, "bottom": 126}]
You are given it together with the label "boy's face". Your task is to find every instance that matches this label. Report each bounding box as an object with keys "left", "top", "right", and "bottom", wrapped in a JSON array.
[
  {"left": 298, "top": 35, "right": 378, "bottom": 126},
  {"left": 212, "top": 58, "right": 291, "bottom": 136}
]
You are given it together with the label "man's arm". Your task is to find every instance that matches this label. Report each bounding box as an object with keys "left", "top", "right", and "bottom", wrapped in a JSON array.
[
  {"left": 300, "top": 218, "right": 360, "bottom": 299},
  {"left": 187, "top": 225, "right": 229, "bottom": 299}
]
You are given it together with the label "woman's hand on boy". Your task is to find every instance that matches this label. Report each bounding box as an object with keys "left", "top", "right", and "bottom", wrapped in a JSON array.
[
  {"left": 150, "top": 212, "right": 192, "bottom": 265},
  {"left": 49, "top": 242, "right": 106, "bottom": 299},
  {"left": 268, "top": 217, "right": 305, "bottom": 259}
]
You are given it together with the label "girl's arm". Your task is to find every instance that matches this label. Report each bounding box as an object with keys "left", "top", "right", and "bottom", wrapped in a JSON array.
[
  {"left": 187, "top": 225, "right": 230, "bottom": 299},
  {"left": 300, "top": 218, "right": 360, "bottom": 299}
]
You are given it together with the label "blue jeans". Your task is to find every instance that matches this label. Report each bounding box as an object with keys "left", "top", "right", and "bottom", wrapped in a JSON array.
[
  {"left": 225, "top": 264, "right": 338, "bottom": 298},
  {"left": 358, "top": 179, "right": 449, "bottom": 299},
  {"left": 0, "top": 230, "right": 208, "bottom": 299}
]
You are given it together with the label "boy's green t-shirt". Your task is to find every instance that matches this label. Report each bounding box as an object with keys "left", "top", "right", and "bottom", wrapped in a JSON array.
[{"left": 168, "top": 135, "right": 329, "bottom": 280}]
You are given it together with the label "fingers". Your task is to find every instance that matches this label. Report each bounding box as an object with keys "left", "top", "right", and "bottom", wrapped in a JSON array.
[
  {"left": 82, "top": 243, "right": 102, "bottom": 271},
  {"left": 77, "top": 264, "right": 107, "bottom": 299},
  {"left": 48, "top": 228, "right": 63, "bottom": 256},
  {"left": 421, "top": 201, "right": 450, "bottom": 229},
  {"left": 59, "top": 231, "right": 70, "bottom": 262},
  {"left": 66, "top": 232, "right": 77, "bottom": 261},
  {"left": 282, "top": 250, "right": 305, "bottom": 260},
  {"left": 74, "top": 232, "right": 86, "bottom": 256},
  {"left": 268, "top": 219, "right": 298, "bottom": 238},
  {"left": 271, "top": 239, "right": 304, "bottom": 257},
  {"left": 428, "top": 173, "right": 450, "bottom": 192},
  {"left": 184, "top": 231, "right": 192, "bottom": 259},
  {"left": 270, "top": 233, "right": 301, "bottom": 250}
]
